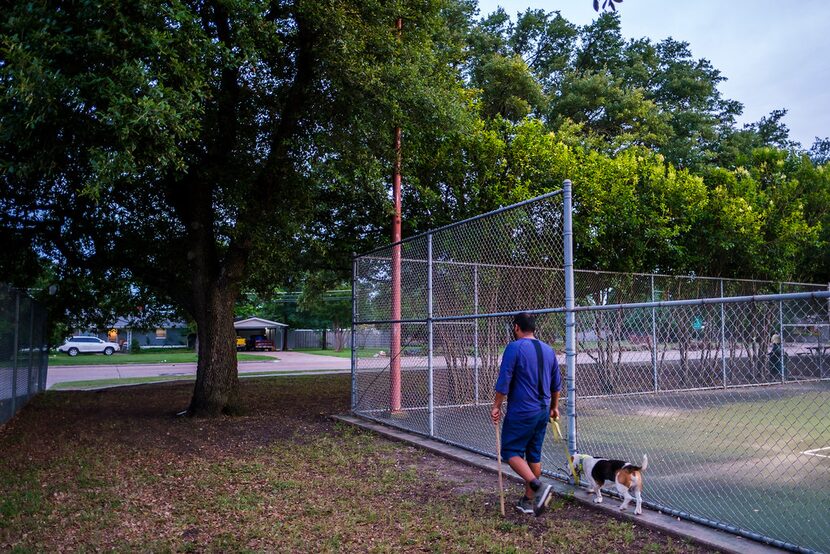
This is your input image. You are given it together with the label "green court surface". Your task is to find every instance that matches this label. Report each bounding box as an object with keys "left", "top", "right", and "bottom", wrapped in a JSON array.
[
  {"left": 357, "top": 379, "right": 830, "bottom": 552},
  {"left": 576, "top": 381, "right": 830, "bottom": 553}
]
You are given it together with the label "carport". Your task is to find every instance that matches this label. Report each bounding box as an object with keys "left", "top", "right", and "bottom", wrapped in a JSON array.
[{"left": 233, "top": 317, "right": 288, "bottom": 350}]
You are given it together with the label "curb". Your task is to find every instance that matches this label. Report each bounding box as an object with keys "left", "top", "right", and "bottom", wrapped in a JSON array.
[{"left": 332, "top": 414, "right": 785, "bottom": 554}]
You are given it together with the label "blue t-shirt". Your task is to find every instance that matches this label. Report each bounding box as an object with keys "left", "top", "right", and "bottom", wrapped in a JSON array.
[{"left": 495, "top": 338, "right": 561, "bottom": 419}]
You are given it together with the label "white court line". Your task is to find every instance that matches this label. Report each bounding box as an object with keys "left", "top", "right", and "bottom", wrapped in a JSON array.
[{"left": 802, "top": 446, "right": 830, "bottom": 458}]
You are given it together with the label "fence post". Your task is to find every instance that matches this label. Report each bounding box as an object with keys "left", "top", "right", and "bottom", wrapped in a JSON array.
[
  {"left": 427, "top": 232, "right": 434, "bottom": 437},
  {"left": 39, "top": 312, "right": 47, "bottom": 393},
  {"left": 824, "top": 282, "right": 829, "bottom": 379},
  {"left": 11, "top": 289, "right": 19, "bottom": 415},
  {"left": 563, "top": 179, "right": 577, "bottom": 455},
  {"left": 651, "top": 275, "right": 658, "bottom": 392},
  {"left": 27, "top": 303, "right": 34, "bottom": 399},
  {"left": 473, "top": 263, "right": 479, "bottom": 405},
  {"left": 779, "top": 283, "right": 785, "bottom": 383},
  {"left": 721, "top": 280, "right": 727, "bottom": 388},
  {"left": 351, "top": 255, "right": 358, "bottom": 411}
]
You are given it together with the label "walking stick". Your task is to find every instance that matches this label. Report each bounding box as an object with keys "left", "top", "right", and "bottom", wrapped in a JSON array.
[{"left": 494, "top": 420, "right": 506, "bottom": 516}]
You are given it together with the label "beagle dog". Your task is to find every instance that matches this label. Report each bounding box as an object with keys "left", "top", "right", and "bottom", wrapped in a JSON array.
[{"left": 572, "top": 453, "right": 648, "bottom": 515}]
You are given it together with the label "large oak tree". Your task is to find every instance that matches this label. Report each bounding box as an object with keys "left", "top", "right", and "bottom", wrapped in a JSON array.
[{"left": 1, "top": 0, "right": 473, "bottom": 415}]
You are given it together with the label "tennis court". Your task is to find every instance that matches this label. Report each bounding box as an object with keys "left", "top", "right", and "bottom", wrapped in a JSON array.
[
  {"left": 352, "top": 188, "right": 830, "bottom": 552},
  {"left": 358, "top": 370, "right": 830, "bottom": 552}
]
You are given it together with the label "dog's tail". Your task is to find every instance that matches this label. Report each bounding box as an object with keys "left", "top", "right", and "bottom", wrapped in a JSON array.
[{"left": 640, "top": 454, "right": 648, "bottom": 471}]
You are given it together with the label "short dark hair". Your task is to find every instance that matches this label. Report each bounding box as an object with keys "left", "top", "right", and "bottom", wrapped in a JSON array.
[{"left": 513, "top": 312, "right": 536, "bottom": 332}]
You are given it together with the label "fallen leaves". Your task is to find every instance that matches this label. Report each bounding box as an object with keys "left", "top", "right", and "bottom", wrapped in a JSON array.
[{"left": 1, "top": 376, "right": 712, "bottom": 552}]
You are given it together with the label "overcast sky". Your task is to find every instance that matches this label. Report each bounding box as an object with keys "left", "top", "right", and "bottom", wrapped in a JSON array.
[{"left": 475, "top": 0, "right": 830, "bottom": 148}]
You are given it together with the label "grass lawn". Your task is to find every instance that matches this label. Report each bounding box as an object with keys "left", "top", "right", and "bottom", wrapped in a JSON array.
[
  {"left": 50, "top": 369, "right": 345, "bottom": 390},
  {"left": 0, "top": 375, "right": 710, "bottom": 553},
  {"left": 293, "top": 347, "right": 383, "bottom": 358},
  {"left": 50, "top": 375, "right": 197, "bottom": 389},
  {"left": 48, "top": 350, "right": 275, "bottom": 366}
]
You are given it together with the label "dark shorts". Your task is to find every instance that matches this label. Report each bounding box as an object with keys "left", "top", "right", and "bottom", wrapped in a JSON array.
[{"left": 500, "top": 409, "right": 548, "bottom": 463}]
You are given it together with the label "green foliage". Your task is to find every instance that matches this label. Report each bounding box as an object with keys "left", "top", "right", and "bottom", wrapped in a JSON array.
[
  {"left": 468, "top": 10, "right": 742, "bottom": 170},
  {"left": 809, "top": 137, "right": 830, "bottom": 166},
  {"left": 400, "top": 110, "right": 825, "bottom": 282},
  {"left": 1, "top": 0, "right": 476, "bottom": 412},
  {"left": 458, "top": 7, "right": 827, "bottom": 283},
  {"left": 475, "top": 53, "right": 545, "bottom": 121},
  {"left": 1, "top": 2, "right": 828, "bottom": 414}
]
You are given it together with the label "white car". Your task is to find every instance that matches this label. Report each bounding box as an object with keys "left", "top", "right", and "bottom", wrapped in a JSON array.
[{"left": 58, "top": 336, "right": 120, "bottom": 356}]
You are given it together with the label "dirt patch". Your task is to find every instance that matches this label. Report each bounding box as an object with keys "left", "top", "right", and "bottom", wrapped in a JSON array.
[{"left": 0, "top": 375, "right": 716, "bottom": 552}]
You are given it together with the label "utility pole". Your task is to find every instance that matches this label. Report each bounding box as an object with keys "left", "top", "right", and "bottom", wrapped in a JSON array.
[{"left": 390, "top": 16, "right": 403, "bottom": 414}]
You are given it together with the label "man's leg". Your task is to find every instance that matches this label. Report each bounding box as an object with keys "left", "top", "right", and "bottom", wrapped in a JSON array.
[
  {"left": 507, "top": 456, "right": 543, "bottom": 498},
  {"left": 525, "top": 413, "right": 553, "bottom": 516},
  {"left": 527, "top": 461, "right": 542, "bottom": 498}
]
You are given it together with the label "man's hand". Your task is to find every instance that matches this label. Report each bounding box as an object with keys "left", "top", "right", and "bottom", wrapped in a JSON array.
[
  {"left": 550, "top": 406, "right": 560, "bottom": 421},
  {"left": 491, "top": 405, "right": 501, "bottom": 424},
  {"left": 491, "top": 392, "right": 506, "bottom": 424},
  {"left": 550, "top": 390, "right": 560, "bottom": 422}
]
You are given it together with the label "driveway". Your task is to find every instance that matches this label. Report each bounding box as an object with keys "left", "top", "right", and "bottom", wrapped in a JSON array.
[{"left": 46, "top": 351, "right": 351, "bottom": 388}]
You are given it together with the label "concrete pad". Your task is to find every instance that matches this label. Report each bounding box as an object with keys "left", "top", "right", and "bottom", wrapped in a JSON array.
[{"left": 333, "top": 414, "right": 786, "bottom": 554}]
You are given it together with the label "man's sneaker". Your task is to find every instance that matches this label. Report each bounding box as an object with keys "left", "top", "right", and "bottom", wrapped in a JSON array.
[
  {"left": 533, "top": 483, "right": 554, "bottom": 516},
  {"left": 515, "top": 496, "right": 534, "bottom": 515}
]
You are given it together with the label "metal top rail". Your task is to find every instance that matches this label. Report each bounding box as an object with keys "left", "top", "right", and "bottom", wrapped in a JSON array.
[
  {"left": 354, "top": 289, "right": 830, "bottom": 326},
  {"left": 354, "top": 257, "right": 821, "bottom": 291},
  {"left": 356, "top": 257, "right": 565, "bottom": 272},
  {"left": 353, "top": 189, "right": 564, "bottom": 259},
  {"left": 574, "top": 268, "right": 825, "bottom": 288}
]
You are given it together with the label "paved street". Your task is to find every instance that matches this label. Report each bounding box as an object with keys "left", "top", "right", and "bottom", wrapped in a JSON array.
[
  {"left": 46, "top": 351, "right": 351, "bottom": 388},
  {"left": 44, "top": 344, "right": 827, "bottom": 388}
]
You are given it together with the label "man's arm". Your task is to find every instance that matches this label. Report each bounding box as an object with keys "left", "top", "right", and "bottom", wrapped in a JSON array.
[
  {"left": 492, "top": 342, "right": 517, "bottom": 424},
  {"left": 491, "top": 391, "right": 506, "bottom": 424},
  {"left": 550, "top": 390, "right": 560, "bottom": 421},
  {"left": 550, "top": 351, "right": 562, "bottom": 420}
]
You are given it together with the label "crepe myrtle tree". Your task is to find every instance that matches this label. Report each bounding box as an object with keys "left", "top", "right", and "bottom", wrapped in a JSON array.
[{"left": 0, "top": 0, "right": 472, "bottom": 415}]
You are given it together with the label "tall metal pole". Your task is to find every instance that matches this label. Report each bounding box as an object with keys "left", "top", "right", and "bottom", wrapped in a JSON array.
[
  {"left": 720, "top": 279, "right": 727, "bottom": 388},
  {"left": 39, "top": 311, "right": 47, "bottom": 393},
  {"left": 778, "top": 283, "right": 785, "bottom": 383},
  {"left": 563, "top": 179, "right": 577, "bottom": 455},
  {"left": 427, "top": 233, "right": 434, "bottom": 436},
  {"left": 11, "top": 290, "right": 19, "bottom": 415},
  {"left": 473, "top": 263, "right": 479, "bottom": 405},
  {"left": 351, "top": 255, "right": 358, "bottom": 412},
  {"left": 651, "top": 275, "right": 658, "bottom": 392},
  {"left": 27, "top": 304, "right": 34, "bottom": 400},
  {"left": 824, "top": 282, "right": 830, "bottom": 379},
  {"left": 389, "top": 16, "right": 403, "bottom": 414}
]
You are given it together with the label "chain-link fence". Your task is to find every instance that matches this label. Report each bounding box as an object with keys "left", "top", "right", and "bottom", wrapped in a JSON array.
[
  {"left": 351, "top": 183, "right": 830, "bottom": 553},
  {"left": 0, "top": 284, "right": 49, "bottom": 426}
]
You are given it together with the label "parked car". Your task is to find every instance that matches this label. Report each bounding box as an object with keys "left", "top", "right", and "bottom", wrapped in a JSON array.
[
  {"left": 57, "top": 336, "right": 121, "bottom": 356},
  {"left": 246, "top": 335, "right": 275, "bottom": 351},
  {"left": 235, "top": 336, "right": 247, "bottom": 351}
]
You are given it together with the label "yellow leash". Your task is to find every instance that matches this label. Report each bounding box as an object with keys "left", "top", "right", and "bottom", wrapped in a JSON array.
[{"left": 550, "top": 418, "right": 580, "bottom": 486}]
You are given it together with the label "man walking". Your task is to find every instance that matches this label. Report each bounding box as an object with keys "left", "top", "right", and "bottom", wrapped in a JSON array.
[{"left": 491, "top": 312, "right": 561, "bottom": 516}]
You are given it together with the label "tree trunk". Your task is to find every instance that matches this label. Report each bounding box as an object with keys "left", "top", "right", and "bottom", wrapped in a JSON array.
[
  {"left": 188, "top": 287, "right": 240, "bottom": 416},
  {"left": 333, "top": 327, "right": 345, "bottom": 352}
]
